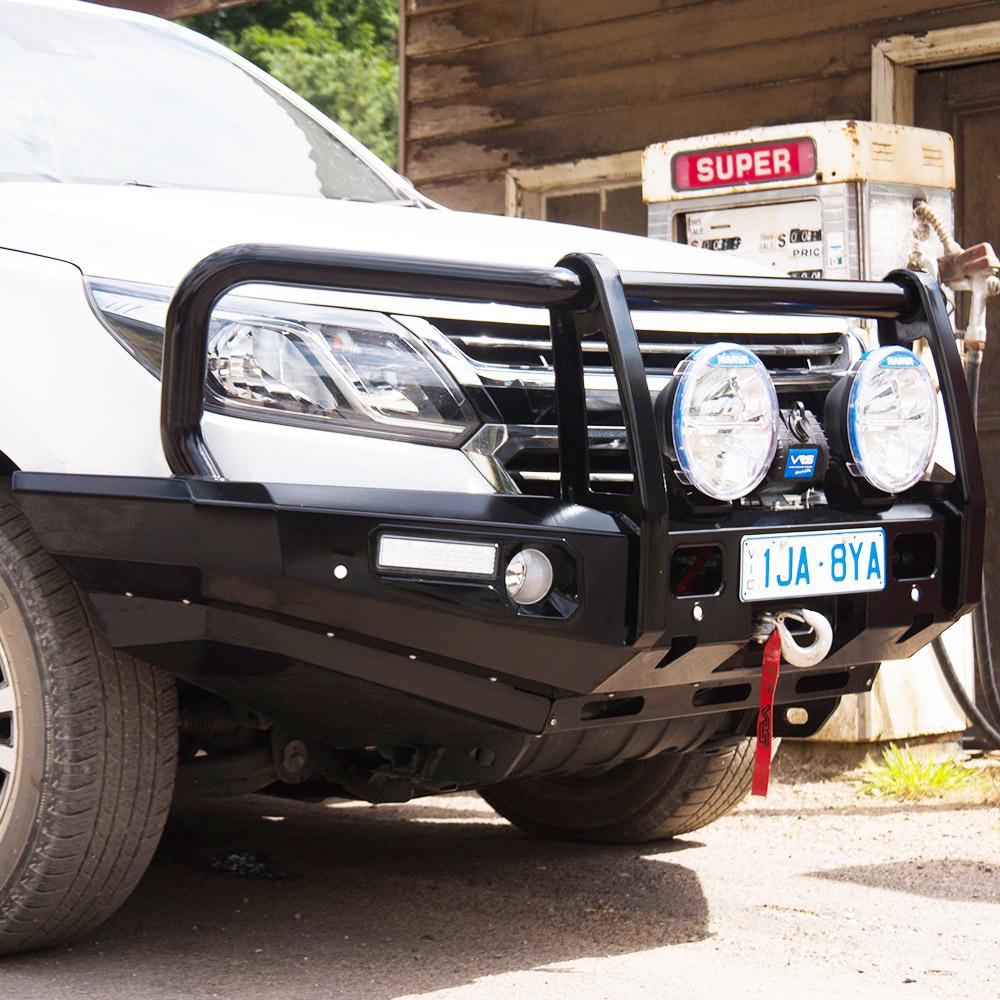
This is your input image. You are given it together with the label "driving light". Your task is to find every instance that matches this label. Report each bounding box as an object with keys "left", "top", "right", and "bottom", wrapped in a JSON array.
[
  {"left": 377, "top": 536, "right": 498, "bottom": 577},
  {"left": 842, "top": 345, "right": 938, "bottom": 494},
  {"left": 669, "top": 343, "right": 778, "bottom": 501},
  {"left": 505, "top": 549, "right": 554, "bottom": 606}
]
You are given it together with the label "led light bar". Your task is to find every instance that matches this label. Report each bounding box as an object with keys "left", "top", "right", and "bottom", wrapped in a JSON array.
[{"left": 376, "top": 535, "right": 498, "bottom": 577}]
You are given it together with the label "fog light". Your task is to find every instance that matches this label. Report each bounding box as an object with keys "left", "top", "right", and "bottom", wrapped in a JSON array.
[
  {"left": 505, "top": 549, "right": 554, "bottom": 605},
  {"left": 845, "top": 346, "right": 938, "bottom": 494},
  {"left": 377, "top": 535, "right": 498, "bottom": 576},
  {"left": 824, "top": 345, "right": 939, "bottom": 495},
  {"left": 668, "top": 342, "right": 778, "bottom": 501}
]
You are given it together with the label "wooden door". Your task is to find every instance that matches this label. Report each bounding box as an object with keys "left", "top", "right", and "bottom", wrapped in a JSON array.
[{"left": 917, "top": 61, "right": 1000, "bottom": 694}]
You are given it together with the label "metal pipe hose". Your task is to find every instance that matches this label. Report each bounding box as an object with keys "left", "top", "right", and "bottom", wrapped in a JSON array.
[{"left": 932, "top": 347, "right": 1000, "bottom": 747}]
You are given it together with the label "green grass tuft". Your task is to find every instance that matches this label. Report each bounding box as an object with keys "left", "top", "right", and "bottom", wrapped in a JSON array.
[{"left": 860, "top": 743, "right": 975, "bottom": 800}]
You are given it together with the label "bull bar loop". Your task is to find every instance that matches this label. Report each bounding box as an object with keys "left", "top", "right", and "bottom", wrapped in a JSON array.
[{"left": 162, "top": 245, "right": 983, "bottom": 641}]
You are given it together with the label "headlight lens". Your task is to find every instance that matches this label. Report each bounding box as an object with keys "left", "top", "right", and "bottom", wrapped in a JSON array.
[
  {"left": 670, "top": 342, "right": 778, "bottom": 501},
  {"left": 87, "top": 279, "right": 477, "bottom": 444},
  {"left": 845, "top": 345, "right": 938, "bottom": 494},
  {"left": 206, "top": 303, "right": 474, "bottom": 441}
]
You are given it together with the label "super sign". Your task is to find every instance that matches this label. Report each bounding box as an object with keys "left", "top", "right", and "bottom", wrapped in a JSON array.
[{"left": 672, "top": 138, "right": 817, "bottom": 192}]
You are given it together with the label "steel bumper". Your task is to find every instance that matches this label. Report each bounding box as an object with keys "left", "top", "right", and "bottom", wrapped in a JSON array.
[
  {"left": 11, "top": 246, "right": 986, "bottom": 761},
  {"left": 12, "top": 473, "right": 970, "bottom": 743}
]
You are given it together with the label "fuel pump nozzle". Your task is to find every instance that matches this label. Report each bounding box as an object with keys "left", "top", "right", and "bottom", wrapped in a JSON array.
[
  {"left": 936, "top": 241, "right": 1000, "bottom": 351},
  {"left": 912, "top": 198, "right": 1000, "bottom": 351}
]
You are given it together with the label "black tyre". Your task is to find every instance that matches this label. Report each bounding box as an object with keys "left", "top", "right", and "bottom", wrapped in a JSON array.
[
  {"left": 482, "top": 740, "right": 755, "bottom": 844},
  {"left": 0, "top": 491, "right": 177, "bottom": 955}
]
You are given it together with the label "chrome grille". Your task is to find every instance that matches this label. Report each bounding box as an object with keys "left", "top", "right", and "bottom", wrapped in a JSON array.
[
  {"left": 432, "top": 318, "right": 847, "bottom": 385},
  {"left": 443, "top": 317, "right": 853, "bottom": 497},
  {"left": 507, "top": 433, "right": 634, "bottom": 492}
]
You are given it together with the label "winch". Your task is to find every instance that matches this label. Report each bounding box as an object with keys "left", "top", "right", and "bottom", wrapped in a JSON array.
[
  {"left": 749, "top": 606, "right": 835, "bottom": 795},
  {"left": 753, "top": 608, "right": 834, "bottom": 668},
  {"left": 758, "top": 403, "right": 829, "bottom": 505}
]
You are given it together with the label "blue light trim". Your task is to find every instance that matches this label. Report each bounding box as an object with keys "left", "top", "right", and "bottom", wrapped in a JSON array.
[
  {"left": 670, "top": 341, "right": 777, "bottom": 499},
  {"left": 847, "top": 368, "right": 864, "bottom": 467},
  {"left": 670, "top": 348, "right": 700, "bottom": 480},
  {"left": 846, "top": 345, "right": 928, "bottom": 490}
]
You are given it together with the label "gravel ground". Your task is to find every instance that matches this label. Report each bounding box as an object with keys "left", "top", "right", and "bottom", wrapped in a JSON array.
[{"left": 3, "top": 748, "right": 998, "bottom": 1000}]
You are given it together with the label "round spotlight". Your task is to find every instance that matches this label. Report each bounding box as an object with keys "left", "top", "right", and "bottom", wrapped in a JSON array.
[
  {"left": 505, "top": 549, "right": 554, "bottom": 606},
  {"left": 843, "top": 345, "right": 938, "bottom": 494},
  {"left": 669, "top": 342, "right": 779, "bottom": 501}
]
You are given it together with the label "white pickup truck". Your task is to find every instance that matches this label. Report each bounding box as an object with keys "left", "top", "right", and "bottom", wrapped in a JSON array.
[{"left": 0, "top": 0, "right": 983, "bottom": 956}]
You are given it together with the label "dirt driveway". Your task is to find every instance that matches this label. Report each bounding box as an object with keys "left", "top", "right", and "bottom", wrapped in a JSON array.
[{"left": 3, "top": 750, "right": 998, "bottom": 1000}]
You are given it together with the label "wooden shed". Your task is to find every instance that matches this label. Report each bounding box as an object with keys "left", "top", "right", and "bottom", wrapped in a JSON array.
[{"left": 400, "top": 2, "right": 1000, "bottom": 235}]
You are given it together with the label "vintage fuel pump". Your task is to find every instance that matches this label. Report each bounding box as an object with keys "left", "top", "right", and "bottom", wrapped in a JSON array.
[
  {"left": 643, "top": 120, "right": 999, "bottom": 745},
  {"left": 643, "top": 120, "right": 954, "bottom": 282}
]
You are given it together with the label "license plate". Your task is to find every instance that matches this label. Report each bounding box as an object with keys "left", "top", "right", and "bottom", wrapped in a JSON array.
[{"left": 739, "top": 528, "right": 886, "bottom": 602}]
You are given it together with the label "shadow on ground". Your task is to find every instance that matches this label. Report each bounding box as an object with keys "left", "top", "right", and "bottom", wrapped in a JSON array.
[
  {"left": 2, "top": 795, "right": 710, "bottom": 999},
  {"left": 810, "top": 858, "right": 1000, "bottom": 903}
]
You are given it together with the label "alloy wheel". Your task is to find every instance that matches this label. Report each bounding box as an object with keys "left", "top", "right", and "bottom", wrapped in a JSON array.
[{"left": 0, "top": 642, "right": 17, "bottom": 822}]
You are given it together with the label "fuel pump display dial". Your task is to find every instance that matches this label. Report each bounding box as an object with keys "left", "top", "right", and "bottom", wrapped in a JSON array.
[{"left": 680, "top": 199, "right": 824, "bottom": 277}]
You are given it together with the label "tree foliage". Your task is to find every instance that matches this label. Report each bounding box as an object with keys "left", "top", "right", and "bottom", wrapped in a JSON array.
[{"left": 185, "top": 1, "right": 399, "bottom": 164}]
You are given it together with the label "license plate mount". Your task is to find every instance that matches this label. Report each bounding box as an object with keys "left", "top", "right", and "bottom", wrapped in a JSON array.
[{"left": 739, "top": 528, "right": 886, "bottom": 603}]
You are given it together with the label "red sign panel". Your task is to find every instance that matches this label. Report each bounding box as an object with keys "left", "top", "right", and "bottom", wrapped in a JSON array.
[{"left": 672, "top": 138, "right": 817, "bottom": 192}]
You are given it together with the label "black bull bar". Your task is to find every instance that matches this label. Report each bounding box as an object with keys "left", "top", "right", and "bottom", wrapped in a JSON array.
[
  {"left": 12, "top": 247, "right": 986, "bottom": 749},
  {"left": 161, "top": 247, "right": 984, "bottom": 633}
]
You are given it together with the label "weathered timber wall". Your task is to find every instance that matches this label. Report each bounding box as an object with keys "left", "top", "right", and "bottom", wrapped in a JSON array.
[{"left": 402, "top": 0, "right": 1000, "bottom": 213}]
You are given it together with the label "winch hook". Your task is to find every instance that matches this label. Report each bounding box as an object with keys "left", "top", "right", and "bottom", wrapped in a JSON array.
[{"left": 754, "top": 608, "right": 833, "bottom": 668}]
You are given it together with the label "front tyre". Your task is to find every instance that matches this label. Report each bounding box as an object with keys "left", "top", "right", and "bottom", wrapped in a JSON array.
[
  {"left": 0, "top": 491, "right": 177, "bottom": 955},
  {"left": 481, "top": 740, "right": 755, "bottom": 844}
]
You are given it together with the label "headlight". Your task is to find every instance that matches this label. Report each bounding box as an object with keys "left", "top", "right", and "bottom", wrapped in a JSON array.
[
  {"left": 667, "top": 342, "right": 778, "bottom": 501},
  {"left": 838, "top": 345, "right": 938, "bottom": 494},
  {"left": 87, "top": 278, "right": 477, "bottom": 444},
  {"left": 205, "top": 303, "right": 475, "bottom": 442}
]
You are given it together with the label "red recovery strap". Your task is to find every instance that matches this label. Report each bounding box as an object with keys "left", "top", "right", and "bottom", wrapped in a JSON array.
[{"left": 752, "top": 628, "right": 782, "bottom": 797}]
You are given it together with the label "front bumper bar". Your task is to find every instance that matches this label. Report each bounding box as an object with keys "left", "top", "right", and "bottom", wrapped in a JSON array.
[
  {"left": 13, "top": 248, "right": 985, "bottom": 753},
  {"left": 159, "top": 248, "right": 983, "bottom": 634}
]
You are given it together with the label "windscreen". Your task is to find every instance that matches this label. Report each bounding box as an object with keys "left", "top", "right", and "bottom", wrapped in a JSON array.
[{"left": 0, "top": 2, "right": 400, "bottom": 202}]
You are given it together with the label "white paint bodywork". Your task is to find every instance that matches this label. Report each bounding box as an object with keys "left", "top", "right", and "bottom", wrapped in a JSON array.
[
  {"left": 0, "top": 0, "right": 841, "bottom": 492},
  {"left": 0, "top": 179, "right": 837, "bottom": 490}
]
